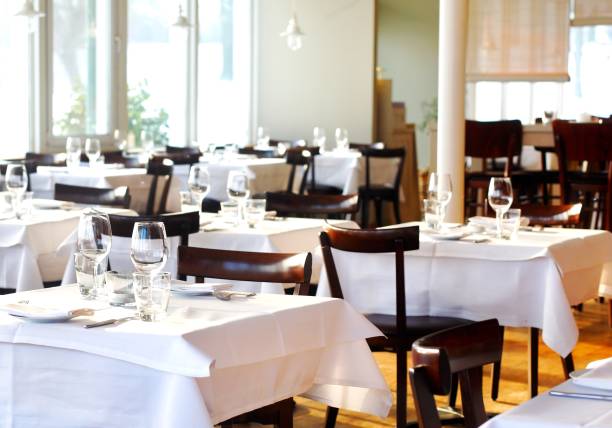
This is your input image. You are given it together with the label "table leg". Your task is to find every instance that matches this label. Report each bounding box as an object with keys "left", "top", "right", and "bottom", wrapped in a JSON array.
[
  {"left": 528, "top": 327, "right": 539, "bottom": 398},
  {"left": 561, "top": 353, "right": 575, "bottom": 379}
]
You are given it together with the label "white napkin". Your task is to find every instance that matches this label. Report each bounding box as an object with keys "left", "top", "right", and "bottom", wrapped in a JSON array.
[
  {"left": 573, "top": 358, "right": 612, "bottom": 390},
  {"left": 468, "top": 216, "right": 529, "bottom": 229}
]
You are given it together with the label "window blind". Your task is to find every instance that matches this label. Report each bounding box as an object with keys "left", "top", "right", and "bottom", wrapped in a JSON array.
[
  {"left": 466, "top": 0, "right": 570, "bottom": 82},
  {"left": 573, "top": 0, "right": 612, "bottom": 25}
]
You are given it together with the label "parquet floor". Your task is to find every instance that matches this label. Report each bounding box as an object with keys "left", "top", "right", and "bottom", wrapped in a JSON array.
[{"left": 291, "top": 300, "right": 612, "bottom": 427}]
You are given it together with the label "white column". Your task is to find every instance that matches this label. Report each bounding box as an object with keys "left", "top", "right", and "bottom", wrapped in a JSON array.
[{"left": 437, "top": 0, "right": 468, "bottom": 223}]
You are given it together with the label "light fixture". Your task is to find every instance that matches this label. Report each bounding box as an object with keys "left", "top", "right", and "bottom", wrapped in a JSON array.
[
  {"left": 14, "top": 0, "right": 44, "bottom": 19},
  {"left": 280, "top": 0, "right": 304, "bottom": 51},
  {"left": 172, "top": 4, "right": 191, "bottom": 29}
]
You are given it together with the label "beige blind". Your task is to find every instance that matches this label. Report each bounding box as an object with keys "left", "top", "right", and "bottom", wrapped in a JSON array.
[
  {"left": 466, "top": 0, "right": 570, "bottom": 82},
  {"left": 573, "top": 0, "right": 612, "bottom": 25}
]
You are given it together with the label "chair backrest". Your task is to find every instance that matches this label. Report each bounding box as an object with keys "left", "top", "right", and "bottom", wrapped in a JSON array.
[
  {"left": 266, "top": 192, "right": 359, "bottom": 219},
  {"left": 361, "top": 147, "right": 406, "bottom": 191},
  {"left": 238, "top": 146, "right": 278, "bottom": 159},
  {"left": 520, "top": 203, "right": 582, "bottom": 227},
  {"left": 409, "top": 319, "right": 502, "bottom": 428},
  {"left": 177, "top": 245, "right": 312, "bottom": 295},
  {"left": 166, "top": 145, "right": 201, "bottom": 155},
  {"left": 145, "top": 158, "right": 174, "bottom": 215},
  {"left": 54, "top": 183, "right": 131, "bottom": 208},
  {"left": 100, "top": 150, "right": 125, "bottom": 164},
  {"left": 319, "top": 223, "right": 419, "bottom": 335},
  {"left": 25, "top": 152, "right": 66, "bottom": 166},
  {"left": 465, "top": 120, "right": 523, "bottom": 174},
  {"left": 201, "top": 197, "right": 222, "bottom": 213},
  {"left": 285, "top": 147, "right": 313, "bottom": 194}
]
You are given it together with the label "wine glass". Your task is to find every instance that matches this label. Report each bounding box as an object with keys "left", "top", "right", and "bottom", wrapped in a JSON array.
[
  {"left": 227, "top": 170, "right": 250, "bottom": 222},
  {"left": 77, "top": 209, "right": 112, "bottom": 298},
  {"left": 313, "top": 127, "right": 326, "bottom": 150},
  {"left": 130, "top": 221, "right": 169, "bottom": 274},
  {"left": 85, "top": 138, "right": 101, "bottom": 167},
  {"left": 488, "top": 177, "right": 513, "bottom": 239},
  {"left": 335, "top": 128, "right": 349, "bottom": 151},
  {"left": 141, "top": 130, "right": 154, "bottom": 153},
  {"left": 256, "top": 126, "right": 270, "bottom": 148},
  {"left": 5, "top": 164, "right": 28, "bottom": 219},
  {"left": 66, "top": 137, "right": 82, "bottom": 169},
  {"left": 427, "top": 172, "right": 452, "bottom": 225},
  {"left": 188, "top": 164, "right": 211, "bottom": 212},
  {"left": 114, "top": 129, "right": 127, "bottom": 152}
]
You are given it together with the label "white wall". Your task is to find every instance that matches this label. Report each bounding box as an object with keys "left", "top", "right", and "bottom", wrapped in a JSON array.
[
  {"left": 255, "top": 0, "right": 376, "bottom": 143},
  {"left": 377, "top": 0, "right": 439, "bottom": 168}
]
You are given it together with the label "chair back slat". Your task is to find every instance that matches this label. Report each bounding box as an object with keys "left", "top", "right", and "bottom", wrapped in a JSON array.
[
  {"left": 109, "top": 211, "right": 200, "bottom": 238},
  {"left": 54, "top": 183, "right": 131, "bottom": 208},
  {"left": 265, "top": 192, "right": 359, "bottom": 218},
  {"left": 178, "top": 246, "right": 312, "bottom": 295},
  {"left": 145, "top": 158, "right": 174, "bottom": 215}
]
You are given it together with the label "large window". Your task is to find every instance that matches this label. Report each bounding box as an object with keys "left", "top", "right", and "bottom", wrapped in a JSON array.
[
  {"left": 0, "top": 2, "right": 30, "bottom": 159},
  {"left": 197, "top": 0, "right": 252, "bottom": 146},
  {"left": 51, "top": 0, "right": 113, "bottom": 136}
]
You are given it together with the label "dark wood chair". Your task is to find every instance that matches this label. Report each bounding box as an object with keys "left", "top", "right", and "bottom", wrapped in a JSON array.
[
  {"left": 177, "top": 245, "right": 312, "bottom": 428},
  {"left": 25, "top": 152, "right": 66, "bottom": 166},
  {"left": 304, "top": 147, "right": 345, "bottom": 196},
  {"left": 265, "top": 192, "right": 359, "bottom": 220},
  {"left": 520, "top": 203, "right": 582, "bottom": 227},
  {"left": 238, "top": 146, "right": 278, "bottom": 158},
  {"left": 109, "top": 211, "right": 200, "bottom": 280},
  {"left": 552, "top": 120, "right": 612, "bottom": 230},
  {"left": 54, "top": 183, "right": 131, "bottom": 208},
  {"left": 284, "top": 147, "right": 312, "bottom": 194},
  {"left": 319, "top": 223, "right": 470, "bottom": 428},
  {"left": 201, "top": 197, "right": 222, "bottom": 213},
  {"left": 145, "top": 158, "right": 174, "bottom": 215},
  {"left": 358, "top": 147, "right": 405, "bottom": 227},
  {"left": 410, "top": 319, "right": 502, "bottom": 428}
]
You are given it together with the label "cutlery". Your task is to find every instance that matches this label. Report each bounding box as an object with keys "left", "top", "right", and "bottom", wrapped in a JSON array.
[
  {"left": 84, "top": 316, "right": 136, "bottom": 329},
  {"left": 213, "top": 290, "right": 256, "bottom": 301},
  {"left": 550, "top": 389, "right": 612, "bottom": 402}
]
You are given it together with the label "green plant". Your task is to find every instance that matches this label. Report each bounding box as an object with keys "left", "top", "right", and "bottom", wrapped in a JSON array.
[
  {"left": 419, "top": 96, "right": 438, "bottom": 132},
  {"left": 56, "top": 84, "right": 87, "bottom": 135},
  {"left": 128, "top": 81, "right": 169, "bottom": 147}
]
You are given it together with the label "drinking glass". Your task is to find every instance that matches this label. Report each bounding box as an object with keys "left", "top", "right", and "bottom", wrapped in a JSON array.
[
  {"left": 504, "top": 208, "right": 522, "bottom": 240},
  {"left": 5, "top": 164, "right": 28, "bottom": 219},
  {"left": 423, "top": 199, "right": 442, "bottom": 231},
  {"left": 227, "top": 170, "right": 250, "bottom": 221},
  {"left": 85, "top": 138, "right": 101, "bottom": 167},
  {"left": 335, "top": 128, "right": 349, "bottom": 151},
  {"left": 104, "top": 271, "right": 135, "bottom": 307},
  {"left": 66, "top": 137, "right": 82, "bottom": 169},
  {"left": 245, "top": 199, "right": 266, "bottom": 228},
  {"left": 113, "top": 129, "right": 127, "bottom": 151},
  {"left": 77, "top": 209, "right": 112, "bottom": 298},
  {"left": 130, "top": 221, "right": 169, "bottom": 274},
  {"left": 256, "top": 126, "right": 270, "bottom": 148},
  {"left": 133, "top": 272, "right": 171, "bottom": 322},
  {"left": 313, "top": 127, "right": 326, "bottom": 150},
  {"left": 188, "top": 164, "right": 211, "bottom": 212},
  {"left": 488, "top": 177, "right": 513, "bottom": 239},
  {"left": 74, "top": 252, "right": 105, "bottom": 300},
  {"left": 427, "top": 172, "right": 452, "bottom": 225},
  {"left": 220, "top": 200, "right": 239, "bottom": 225}
]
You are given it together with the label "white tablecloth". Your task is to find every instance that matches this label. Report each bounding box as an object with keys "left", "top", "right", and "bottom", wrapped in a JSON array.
[
  {"left": 312, "top": 151, "right": 399, "bottom": 194},
  {"left": 61, "top": 216, "right": 359, "bottom": 291},
  {"left": 317, "top": 224, "right": 612, "bottom": 357},
  {"left": 0, "top": 207, "right": 130, "bottom": 291},
  {"left": 32, "top": 166, "right": 181, "bottom": 214},
  {"left": 0, "top": 286, "right": 390, "bottom": 427}
]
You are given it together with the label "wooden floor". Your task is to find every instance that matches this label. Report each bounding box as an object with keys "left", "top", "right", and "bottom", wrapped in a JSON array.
[{"left": 290, "top": 300, "right": 612, "bottom": 427}]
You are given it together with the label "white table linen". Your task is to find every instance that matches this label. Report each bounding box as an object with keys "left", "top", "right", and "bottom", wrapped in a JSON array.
[
  {"left": 0, "top": 286, "right": 391, "bottom": 427},
  {"left": 0, "top": 207, "right": 130, "bottom": 291},
  {"left": 317, "top": 225, "right": 612, "bottom": 357},
  {"left": 61, "top": 216, "right": 359, "bottom": 291},
  {"left": 32, "top": 166, "right": 181, "bottom": 214}
]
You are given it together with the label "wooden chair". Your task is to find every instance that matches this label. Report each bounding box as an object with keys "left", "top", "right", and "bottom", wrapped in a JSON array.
[
  {"left": 25, "top": 152, "right": 66, "bottom": 166},
  {"left": 109, "top": 211, "right": 200, "bottom": 280},
  {"left": 520, "top": 203, "right": 582, "bottom": 227},
  {"left": 319, "top": 223, "right": 470, "bottom": 428},
  {"left": 304, "top": 147, "right": 345, "bottom": 196},
  {"left": 238, "top": 146, "right": 278, "bottom": 158},
  {"left": 284, "top": 147, "right": 312, "bottom": 194},
  {"left": 54, "top": 183, "right": 131, "bottom": 208},
  {"left": 145, "top": 158, "right": 174, "bottom": 215},
  {"left": 265, "top": 192, "right": 359, "bottom": 219},
  {"left": 201, "top": 197, "right": 222, "bottom": 213},
  {"left": 358, "top": 147, "right": 405, "bottom": 227},
  {"left": 552, "top": 120, "right": 612, "bottom": 230},
  {"left": 178, "top": 245, "right": 312, "bottom": 428},
  {"left": 410, "top": 319, "right": 502, "bottom": 428}
]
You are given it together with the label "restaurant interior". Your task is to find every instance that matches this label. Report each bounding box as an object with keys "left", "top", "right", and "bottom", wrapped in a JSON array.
[{"left": 0, "top": 0, "right": 611, "bottom": 427}]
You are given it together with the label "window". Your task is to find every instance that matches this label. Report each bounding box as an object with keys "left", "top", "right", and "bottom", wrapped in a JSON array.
[
  {"left": 197, "top": 0, "right": 252, "bottom": 146},
  {"left": 0, "top": 2, "right": 31, "bottom": 158},
  {"left": 51, "top": 0, "right": 113, "bottom": 136}
]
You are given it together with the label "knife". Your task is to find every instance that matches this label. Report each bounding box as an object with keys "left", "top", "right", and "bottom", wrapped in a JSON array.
[{"left": 84, "top": 316, "right": 135, "bottom": 329}]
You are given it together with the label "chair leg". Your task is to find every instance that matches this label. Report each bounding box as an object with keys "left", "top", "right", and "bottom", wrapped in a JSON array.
[
  {"left": 374, "top": 199, "right": 383, "bottom": 227},
  {"left": 528, "top": 327, "right": 539, "bottom": 398},
  {"left": 396, "top": 347, "right": 408, "bottom": 428},
  {"left": 276, "top": 398, "right": 294, "bottom": 428},
  {"left": 393, "top": 197, "right": 401, "bottom": 224},
  {"left": 491, "top": 325, "right": 505, "bottom": 401},
  {"left": 362, "top": 198, "right": 369, "bottom": 228},
  {"left": 448, "top": 373, "right": 459, "bottom": 409},
  {"left": 324, "top": 406, "right": 339, "bottom": 428},
  {"left": 561, "top": 353, "right": 575, "bottom": 379},
  {"left": 608, "top": 300, "right": 612, "bottom": 328}
]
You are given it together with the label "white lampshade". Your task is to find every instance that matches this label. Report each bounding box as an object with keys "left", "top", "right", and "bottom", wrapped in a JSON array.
[
  {"left": 280, "top": 15, "right": 304, "bottom": 51},
  {"left": 14, "top": 0, "right": 45, "bottom": 19}
]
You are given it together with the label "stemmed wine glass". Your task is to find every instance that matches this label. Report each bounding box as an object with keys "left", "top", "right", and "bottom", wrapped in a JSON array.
[
  {"left": 227, "top": 170, "right": 250, "bottom": 222},
  {"left": 335, "top": 128, "right": 349, "bottom": 151},
  {"left": 130, "top": 222, "right": 169, "bottom": 274},
  {"left": 188, "top": 164, "right": 211, "bottom": 212},
  {"left": 5, "top": 164, "right": 28, "bottom": 219},
  {"left": 77, "top": 209, "right": 112, "bottom": 298},
  {"left": 85, "top": 138, "right": 101, "bottom": 167},
  {"left": 66, "top": 137, "right": 82, "bottom": 169},
  {"left": 313, "top": 127, "right": 326, "bottom": 150},
  {"left": 256, "top": 126, "right": 270, "bottom": 148},
  {"left": 488, "top": 177, "right": 513, "bottom": 239},
  {"left": 427, "top": 172, "right": 453, "bottom": 226}
]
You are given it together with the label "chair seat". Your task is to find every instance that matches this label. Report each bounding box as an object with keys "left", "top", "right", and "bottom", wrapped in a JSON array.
[{"left": 366, "top": 313, "right": 471, "bottom": 338}]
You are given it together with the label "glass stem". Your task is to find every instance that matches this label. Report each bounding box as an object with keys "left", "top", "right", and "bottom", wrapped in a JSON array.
[{"left": 496, "top": 209, "right": 503, "bottom": 239}]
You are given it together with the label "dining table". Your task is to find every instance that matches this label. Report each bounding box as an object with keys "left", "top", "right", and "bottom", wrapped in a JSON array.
[
  {"left": 0, "top": 285, "right": 391, "bottom": 427},
  {"left": 481, "top": 357, "right": 612, "bottom": 428},
  {"left": 316, "top": 223, "right": 612, "bottom": 394}
]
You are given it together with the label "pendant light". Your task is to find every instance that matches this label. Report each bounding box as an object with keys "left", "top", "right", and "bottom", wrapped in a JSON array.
[
  {"left": 14, "top": 0, "right": 45, "bottom": 19},
  {"left": 280, "top": 0, "right": 304, "bottom": 51},
  {"left": 172, "top": 4, "right": 191, "bottom": 29}
]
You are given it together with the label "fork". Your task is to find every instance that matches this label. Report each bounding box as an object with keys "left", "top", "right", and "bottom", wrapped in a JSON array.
[{"left": 213, "top": 290, "right": 256, "bottom": 301}]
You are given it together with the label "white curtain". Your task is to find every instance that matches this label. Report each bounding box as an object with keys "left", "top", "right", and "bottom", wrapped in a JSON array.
[
  {"left": 466, "top": 0, "right": 570, "bottom": 82},
  {"left": 573, "top": 0, "right": 612, "bottom": 25}
]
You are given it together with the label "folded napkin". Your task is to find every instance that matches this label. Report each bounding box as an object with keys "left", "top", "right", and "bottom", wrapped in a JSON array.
[
  {"left": 468, "top": 216, "right": 530, "bottom": 229},
  {"left": 170, "top": 281, "right": 232, "bottom": 295},
  {"left": 574, "top": 358, "right": 612, "bottom": 390}
]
